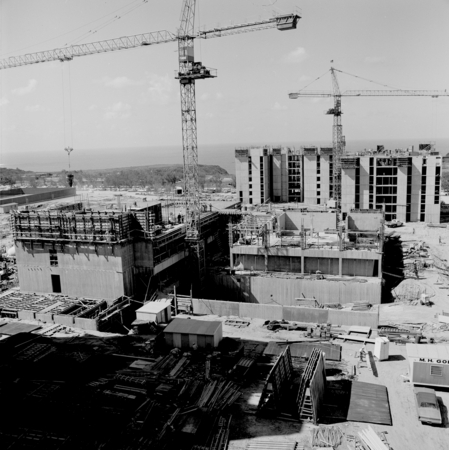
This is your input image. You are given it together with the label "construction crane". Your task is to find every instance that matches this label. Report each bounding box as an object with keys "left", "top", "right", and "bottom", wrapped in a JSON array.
[
  {"left": 0, "top": 1, "right": 301, "bottom": 286},
  {"left": 289, "top": 67, "right": 449, "bottom": 211}
]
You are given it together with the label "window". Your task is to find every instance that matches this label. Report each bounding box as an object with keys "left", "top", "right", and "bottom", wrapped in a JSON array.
[
  {"left": 49, "top": 249, "right": 58, "bottom": 267},
  {"left": 430, "top": 365, "right": 443, "bottom": 377}
]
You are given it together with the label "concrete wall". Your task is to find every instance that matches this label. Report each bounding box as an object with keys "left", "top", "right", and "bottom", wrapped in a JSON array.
[
  {"left": 283, "top": 211, "right": 337, "bottom": 232},
  {"left": 192, "top": 298, "right": 379, "bottom": 328},
  {"left": 303, "top": 154, "right": 318, "bottom": 205},
  {"left": 232, "top": 245, "right": 381, "bottom": 277},
  {"left": 347, "top": 211, "right": 383, "bottom": 231},
  {"left": 16, "top": 241, "right": 130, "bottom": 300},
  {"left": 211, "top": 273, "right": 382, "bottom": 305},
  {"left": 341, "top": 168, "right": 356, "bottom": 214},
  {"left": 0, "top": 187, "right": 76, "bottom": 206}
]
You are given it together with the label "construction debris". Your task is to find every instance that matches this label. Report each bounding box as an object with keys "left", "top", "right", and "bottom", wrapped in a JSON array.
[
  {"left": 358, "top": 426, "right": 389, "bottom": 450},
  {"left": 311, "top": 425, "right": 344, "bottom": 448}
]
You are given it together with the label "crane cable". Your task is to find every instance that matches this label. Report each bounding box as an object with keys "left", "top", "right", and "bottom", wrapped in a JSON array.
[
  {"left": 60, "top": 62, "right": 74, "bottom": 159},
  {"left": 0, "top": 0, "right": 147, "bottom": 57},
  {"left": 333, "top": 68, "right": 403, "bottom": 91},
  {"left": 295, "top": 69, "right": 331, "bottom": 93},
  {"left": 68, "top": 0, "right": 149, "bottom": 46}
]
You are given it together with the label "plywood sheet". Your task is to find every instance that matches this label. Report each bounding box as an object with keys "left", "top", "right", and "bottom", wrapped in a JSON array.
[{"left": 347, "top": 381, "right": 392, "bottom": 425}]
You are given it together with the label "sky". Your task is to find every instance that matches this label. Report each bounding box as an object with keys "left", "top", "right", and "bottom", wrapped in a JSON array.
[{"left": 0, "top": 0, "right": 449, "bottom": 170}]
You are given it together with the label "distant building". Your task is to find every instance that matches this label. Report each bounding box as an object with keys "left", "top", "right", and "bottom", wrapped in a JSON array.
[{"left": 235, "top": 146, "right": 442, "bottom": 223}]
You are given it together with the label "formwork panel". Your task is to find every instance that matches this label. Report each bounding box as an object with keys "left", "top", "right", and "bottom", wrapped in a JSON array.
[
  {"left": 35, "top": 312, "right": 55, "bottom": 324},
  {"left": 74, "top": 317, "right": 99, "bottom": 331},
  {"left": 18, "top": 310, "right": 36, "bottom": 320},
  {"left": 192, "top": 299, "right": 239, "bottom": 316},
  {"left": 239, "top": 303, "right": 283, "bottom": 320},
  {"left": 328, "top": 309, "right": 378, "bottom": 328},
  {"left": 283, "top": 306, "right": 329, "bottom": 323},
  {"left": 54, "top": 314, "right": 75, "bottom": 327}
]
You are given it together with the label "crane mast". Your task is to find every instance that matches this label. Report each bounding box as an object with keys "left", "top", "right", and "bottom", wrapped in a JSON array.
[
  {"left": 176, "top": 0, "right": 215, "bottom": 241},
  {"left": 327, "top": 67, "right": 344, "bottom": 209},
  {"left": 289, "top": 67, "right": 449, "bottom": 214},
  {"left": 1, "top": 1, "right": 300, "bottom": 290}
]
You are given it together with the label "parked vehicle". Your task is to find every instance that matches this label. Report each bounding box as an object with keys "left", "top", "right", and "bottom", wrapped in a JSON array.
[
  {"left": 414, "top": 387, "right": 442, "bottom": 425},
  {"left": 385, "top": 219, "right": 403, "bottom": 228}
]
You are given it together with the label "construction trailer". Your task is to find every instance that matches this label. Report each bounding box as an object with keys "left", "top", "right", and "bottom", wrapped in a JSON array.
[
  {"left": 135, "top": 300, "right": 172, "bottom": 324},
  {"left": 406, "top": 344, "right": 449, "bottom": 388},
  {"left": 164, "top": 318, "right": 222, "bottom": 350}
]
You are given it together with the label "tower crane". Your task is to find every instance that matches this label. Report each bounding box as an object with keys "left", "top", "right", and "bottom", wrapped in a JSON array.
[
  {"left": 289, "top": 67, "right": 449, "bottom": 211},
  {"left": 1, "top": 1, "right": 301, "bottom": 287}
]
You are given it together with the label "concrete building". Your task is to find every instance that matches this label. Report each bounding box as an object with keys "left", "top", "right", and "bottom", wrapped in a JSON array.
[
  {"left": 217, "top": 208, "right": 384, "bottom": 306},
  {"left": 11, "top": 203, "right": 187, "bottom": 300},
  {"left": 11, "top": 200, "right": 234, "bottom": 300},
  {"left": 235, "top": 145, "right": 442, "bottom": 222}
]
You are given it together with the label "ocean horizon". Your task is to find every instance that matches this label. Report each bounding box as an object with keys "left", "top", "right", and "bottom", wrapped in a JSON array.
[{"left": 1, "top": 138, "right": 448, "bottom": 175}]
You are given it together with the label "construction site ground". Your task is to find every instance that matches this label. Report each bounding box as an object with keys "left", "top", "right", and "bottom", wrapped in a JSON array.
[{"left": 183, "top": 313, "right": 449, "bottom": 450}]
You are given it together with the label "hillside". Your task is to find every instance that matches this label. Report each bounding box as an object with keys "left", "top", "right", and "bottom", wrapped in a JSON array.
[{"left": 1, "top": 164, "right": 233, "bottom": 190}]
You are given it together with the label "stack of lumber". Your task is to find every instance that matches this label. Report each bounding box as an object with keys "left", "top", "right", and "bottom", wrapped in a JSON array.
[
  {"left": 148, "top": 350, "right": 180, "bottom": 376},
  {"left": 168, "top": 355, "right": 190, "bottom": 378},
  {"left": 311, "top": 425, "right": 344, "bottom": 448},
  {"left": 196, "top": 380, "right": 241, "bottom": 412},
  {"left": 352, "top": 302, "right": 372, "bottom": 311},
  {"left": 358, "top": 426, "right": 388, "bottom": 450}
]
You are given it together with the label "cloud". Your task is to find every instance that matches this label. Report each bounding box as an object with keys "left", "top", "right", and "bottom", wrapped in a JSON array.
[
  {"left": 273, "top": 102, "right": 287, "bottom": 111},
  {"left": 104, "top": 102, "right": 131, "bottom": 120},
  {"left": 0, "top": 97, "right": 9, "bottom": 106},
  {"left": 12, "top": 79, "right": 37, "bottom": 95},
  {"left": 146, "top": 73, "right": 174, "bottom": 105},
  {"left": 25, "top": 104, "right": 43, "bottom": 112},
  {"left": 283, "top": 47, "right": 308, "bottom": 64},
  {"left": 88, "top": 104, "right": 97, "bottom": 111},
  {"left": 364, "top": 56, "right": 385, "bottom": 64},
  {"left": 101, "top": 76, "right": 143, "bottom": 88}
]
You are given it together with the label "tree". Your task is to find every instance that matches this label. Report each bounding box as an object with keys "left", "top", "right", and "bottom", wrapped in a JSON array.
[{"left": 210, "top": 174, "right": 223, "bottom": 193}]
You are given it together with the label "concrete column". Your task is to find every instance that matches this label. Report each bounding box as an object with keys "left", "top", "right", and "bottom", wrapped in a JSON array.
[
  {"left": 301, "top": 254, "right": 305, "bottom": 274},
  {"left": 339, "top": 256, "right": 342, "bottom": 276}
]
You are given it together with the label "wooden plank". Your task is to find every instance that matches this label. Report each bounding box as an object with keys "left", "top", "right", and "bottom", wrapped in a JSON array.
[
  {"left": 336, "top": 334, "right": 376, "bottom": 344},
  {"left": 367, "top": 351, "right": 378, "bottom": 377},
  {"left": 348, "top": 326, "right": 371, "bottom": 337}
]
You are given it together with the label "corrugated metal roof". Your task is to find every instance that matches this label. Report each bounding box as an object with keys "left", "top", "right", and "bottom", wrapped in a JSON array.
[
  {"left": 136, "top": 300, "right": 171, "bottom": 314},
  {"left": 164, "top": 318, "right": 222, "bottom": 336},
  {"left": 406, "top": 344, "right": 449, "bottom": 360}
]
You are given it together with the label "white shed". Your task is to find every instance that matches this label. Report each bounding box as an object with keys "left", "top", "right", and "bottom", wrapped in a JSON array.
[
  {"left": 406, "top": 344, "right": 449, "bottom": 388},
  {"left": 164, "top": 318, "right": 222, "bottom": 350},
  {"left": 135, "top": 300, "right": 172, "bottom": 324}
]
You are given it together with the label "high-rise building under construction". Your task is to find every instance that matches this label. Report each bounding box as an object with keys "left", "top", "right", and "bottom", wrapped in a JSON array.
[{"left": 235, "top": 145, "right": 442, "bottom": 223}]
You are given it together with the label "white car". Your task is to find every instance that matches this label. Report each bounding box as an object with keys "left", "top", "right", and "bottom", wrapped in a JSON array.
[{"left": 414, "top": 387, "right": 442, "bottom": 425}]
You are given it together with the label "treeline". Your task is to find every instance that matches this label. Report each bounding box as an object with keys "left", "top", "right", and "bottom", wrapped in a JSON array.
[
  {"left": 0, "top": 168, "right": 30, "bottom": 186},
  {"left": 1, "top": 164, "right": 235, "bottom": 191}
]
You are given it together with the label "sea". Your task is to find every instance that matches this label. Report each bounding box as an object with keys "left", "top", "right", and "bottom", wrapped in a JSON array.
[{"left": 1, "top": 138, "right": 448, "bottom": 175}]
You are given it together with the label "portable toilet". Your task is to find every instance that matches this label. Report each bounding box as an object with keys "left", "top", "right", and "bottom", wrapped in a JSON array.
[{"left": 374, "top": 337, "right": 390, "bottom": 361}]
